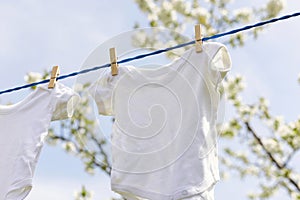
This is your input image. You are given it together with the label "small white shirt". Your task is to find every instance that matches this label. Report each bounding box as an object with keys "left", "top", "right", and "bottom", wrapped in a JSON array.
[
  {"left": 89, "top": 42, "right": 231, "bottom": 200},
  {"left": 0, "top": 83, "right": 79, "bottom": 200}
]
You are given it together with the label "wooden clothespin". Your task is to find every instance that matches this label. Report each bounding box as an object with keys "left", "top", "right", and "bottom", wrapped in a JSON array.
[
  {"left": 195, "top": 24, "right": 202, "bottom": 53},
  {"left": 110, "top": 47, "right": 118, "bottom": 76},
  {"left": 48, "top": 66, "right": 60, "bottom": 89}
]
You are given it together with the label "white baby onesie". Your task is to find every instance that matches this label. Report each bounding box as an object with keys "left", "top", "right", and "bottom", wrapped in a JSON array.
[
  {"left": 89, "top": 42, "right": 231, "bottom": 200},
  {"left": 0, "top": 83, "right": 79, "bottom": 200}
]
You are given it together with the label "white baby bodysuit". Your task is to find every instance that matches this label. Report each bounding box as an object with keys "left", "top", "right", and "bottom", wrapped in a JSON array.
[
  {"left": 89, "top": 42, "right": 231, "bottom": 200},
  {"left": 0, "top": 83, "right": 79, "bottom": 200}
]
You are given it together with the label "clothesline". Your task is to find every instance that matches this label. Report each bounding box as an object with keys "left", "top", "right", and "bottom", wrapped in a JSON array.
[{"left": 1, "top": 11, "right": 300, "bottom": 95}]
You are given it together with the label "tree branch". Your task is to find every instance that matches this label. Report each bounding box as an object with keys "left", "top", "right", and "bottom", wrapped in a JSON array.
[
  {"left": 50, "top": 135, "right": 111, "bottom": 176},
  {"left": 90, "top": 134, "right": 112, "bottom": 175},
  {"left": 245, "top": 122, "right": 300, "bottom": 192},
  {"left": 283, "top": 149, "right": 300, "bottom": 168}
]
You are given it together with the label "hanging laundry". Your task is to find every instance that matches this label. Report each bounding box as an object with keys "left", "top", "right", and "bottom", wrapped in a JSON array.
[
  {"left": 0, "top": 83, "right": 79, "bottom": 200},
  {"left": 88, "top": 42, "right": 232, "bottom": 200}
]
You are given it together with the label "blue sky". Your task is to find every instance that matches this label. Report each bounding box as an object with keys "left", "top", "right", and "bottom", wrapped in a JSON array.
[{"left": 0, "top": 0, "right": 300, "bottom": 200}]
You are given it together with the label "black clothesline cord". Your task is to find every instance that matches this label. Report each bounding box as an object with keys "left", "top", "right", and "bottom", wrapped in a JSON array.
[{"left": 1, "top": 11, "right": 300, "bottom": 95}]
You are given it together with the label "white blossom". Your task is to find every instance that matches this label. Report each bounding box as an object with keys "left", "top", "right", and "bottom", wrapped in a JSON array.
[
  {"left": 234, "top": 96, "right": 243, "bottom": 103},
  {"left": 289, "top": 120, "right": 300, "bottom": 131},
  {"left": 144, "top": 0, "right": 156, "bottom": 11},
  {"left": 222, "top": 156, "right": 232, "bottom": 166},
  {"left": 148, "top": 13, "right": 158, "bottom": 21},
  {"left": 134, "top": 31, "right": 148, "bottom": 45},
  {"left": 266, "top": 0, "right": 286, "bottom": 17},
  {"left": 291, "top": 191, "right": 300, "bottom": 200},
  {"left": 291, "top": 173, "right": 300, "bottom": 184},
  {"left": 276, "top": 124, "right": 291, "bottom": 137},
  {"left": 172, "top": 0, "right": 191, "bottom": 14},
  {"left": 292, "top": 136, "right": 300, "bottom": 149},
  {"left": 252, "top": 144, "right": 263, "bottom": 154},
  {"left": 272, "top": 116, "right": 292, "bottom": 137},
  {"left": 170, "top": 10, "right": 178, "bottom": 22},
  {"left": 62, "top": 141, "right": 76, "bottom": 153},
  {"left": 220, "top": 8, "right": 229, "bottom": 17},
  {"left": 191, "top": 7, "right": 211, "bottom": 21},
  {"left": 265, "top": 118, "right": 273, "bottom": 127},
  {"left": 234, "top": 8, "right": 252, "bottom": 22},
  {"left": 79, "top": 128, "right": 86, "bottom": 135},
  {"left": 275, "top": 116, "right": 284, "bottom": 123},
  {"left": 262, "top": 138, "right": 280, "bottom": 152},
  {"left": 86, "top": 167, "right": 95, "bottom": 175},
  {"left": 245, "top": 166, "right": 259, "bottom": 175},
  {"left": 24, "top": 72, "right": 43, "bottom": 83},
  {"left": 173, "top": 24, "right": 186, "bottom": 33},
  {"left": 236, "top": 151, "right": 247, "bottom": 158},
  {"left": 74, "top": 186, "right": 93, "bottom": 200},
  {"left": 221, "top": 171, "right": 230, "bottom": 180},
  {"left": 79, "top": 119, "right": 87, "bottom": 127},
  {"left": 223, "top": 75, "right": 246, "bottom": 98},
  {"left": 162, "top": 1, "right": 173, "bottom": 11},
  {"left": 260, "top": 97, "right": 270, "bottom": 107},
  {"left": 184, "top": 2, "right": 192, "bottom": 14},
  {"left": 238, "top": 104, "right": 257, "bottom": 118},
  {"left": 220, "top": 0, "right": 233, "bottom": 4}
]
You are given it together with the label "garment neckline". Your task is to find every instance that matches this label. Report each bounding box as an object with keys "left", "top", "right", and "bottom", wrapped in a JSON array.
[
  {"left": 128, "top": 46, "right": 194, "bottom": 83},
  {"left": 0, "top": 84, "right": 49, "bottom": 115}
]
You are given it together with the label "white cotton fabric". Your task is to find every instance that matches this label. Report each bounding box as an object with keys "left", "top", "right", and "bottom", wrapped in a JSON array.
[
  {"left": 89, "top": 42, "right": 232, "bottom": 200},
  {"left": 0, "top": 83, "right": 79, "bottom": 200}
]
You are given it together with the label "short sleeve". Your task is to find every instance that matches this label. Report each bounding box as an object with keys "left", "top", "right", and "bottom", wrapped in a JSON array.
[
  {"left": 88, "top": 68, "right": 115, "bottom": 116},
  {"left": 207, "top": 43, "right": 232, "bottom": 86},
  {"left": 51, "top": 83, "right": 80, "bottom": 121}
]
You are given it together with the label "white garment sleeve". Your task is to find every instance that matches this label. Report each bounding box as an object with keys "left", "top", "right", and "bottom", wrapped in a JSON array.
[
  {"left": 51, "top": 83, "right": 80, "bottom": 121},
  {"left": 88, "top": 68, "right": 115, "bottom": 116},
  {"left": 208, "top": 43, "right": 232, "bottom": 85}
]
